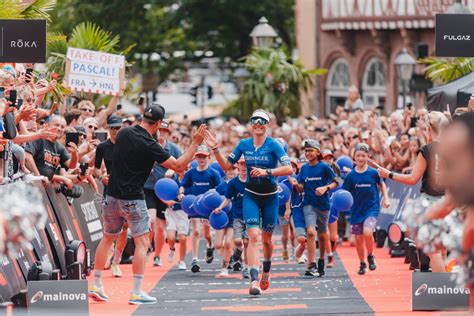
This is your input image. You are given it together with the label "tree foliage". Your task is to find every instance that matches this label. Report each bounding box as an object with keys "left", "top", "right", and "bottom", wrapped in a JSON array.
[
  {"left": 0, "top": 0, "right": 56, "bottom": 21},
  {"left": 223, "top": 48, "right": 326, "bottom": 120},
  {"left": 419, "top": 57, "right": 474, "bottom": 84}
]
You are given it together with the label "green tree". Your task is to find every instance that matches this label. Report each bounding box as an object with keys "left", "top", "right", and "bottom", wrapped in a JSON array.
[
  {"left": 0, "top": 0, "right": 56, "bottom": 20},
  {"left": 419, "top": 57, "right": 474, "bottom": 84},
  {"left": 223, "top": 48, "right": 326, "bottom": 120}
]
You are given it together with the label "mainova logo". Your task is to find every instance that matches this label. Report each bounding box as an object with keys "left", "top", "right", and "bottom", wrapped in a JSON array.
[
  {"left": 443, "top": 35, "right": 471, "bottom": 41},
  {"left": 415, "top": 283, "right": 470, "bottom": 296},
  {"left": 30, "top": 291, "right": 87, "bottom": 303}
]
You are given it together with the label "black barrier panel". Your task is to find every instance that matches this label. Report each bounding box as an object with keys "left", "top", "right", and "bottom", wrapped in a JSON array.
[
  {"left": 36, "top": 183, "right": 68, "bottom": 276},
  {"left": 15, "top": 248, "right": 38, "bottom": 282},
  {"left": 377, "top": 180, "right": 421, "bottom": 231},
  {"left": 70, "top": 183, "right": 103, "bottom": 262},
  {"left": 0, "top": 256, "right": 24, "bottom": 302},
  {"left": 44, "top": 183, "right": 84, "bottom": 244}
]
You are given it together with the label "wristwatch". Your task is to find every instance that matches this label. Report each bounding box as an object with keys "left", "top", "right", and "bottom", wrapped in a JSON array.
[
  {"left": 266, "top": 169, "right": 272, "bottom": 176},
  {"left": 389, "top": 171, "right": 394, "bottom": 179}
]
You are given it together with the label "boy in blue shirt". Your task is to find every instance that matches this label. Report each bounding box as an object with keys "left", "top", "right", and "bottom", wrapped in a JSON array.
[
  {"left": 179, "top": 145, "right": 222, "bottom": 272},
  {"left": 292, "top": 139, "right": 338, "bottom": 277},
  {"left": 342, "top": 143, "right": 390, "bottom": 275}
]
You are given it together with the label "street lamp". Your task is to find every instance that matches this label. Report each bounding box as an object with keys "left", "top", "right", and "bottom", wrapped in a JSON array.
[
  {"left": 234, "top": 67, "right": 250, "bottom": 92},
  {"left": 446, "top": 0, "right": 472, "bottom": 14},
  {"left": 249, "top": 17, "right": 278, "bottom": 49},
  {"left": 394, "top": 48, "right": 416, "bottom": 108}
]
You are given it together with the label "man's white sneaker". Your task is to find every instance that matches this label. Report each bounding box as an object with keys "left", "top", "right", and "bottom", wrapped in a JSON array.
[{"left": 178, "top": 261, "right": 187, "bottom": 270}]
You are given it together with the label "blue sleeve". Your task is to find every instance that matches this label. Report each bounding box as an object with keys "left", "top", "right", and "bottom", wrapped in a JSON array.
[
  {"left": 273, "top": 140, "right": 290, "bottom": 166},
  {"left": 342, "top": 173, "right": 353, "bottom": 192},
  {"left": 225, "top": 180, "right": 235, "bottom": 199},
  {"left": 374, "top": 169, "right": 383, "bottom": 185},
  {"left": 227, "top": 141, "right": 243, "bottom": 164},
  {"left": 180, "top": 169, "right": 192, "bottom": 188},
  {"left": 212, "top": 170, "right": 222, "bottom": 188},
  {"left": 297, "top": 167, "right": 304, "bottom": 183}
]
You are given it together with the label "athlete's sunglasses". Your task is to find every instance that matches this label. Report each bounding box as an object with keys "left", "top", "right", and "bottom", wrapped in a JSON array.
[{"left": 250, "top": 117, "right": 268, "bottom": 126}]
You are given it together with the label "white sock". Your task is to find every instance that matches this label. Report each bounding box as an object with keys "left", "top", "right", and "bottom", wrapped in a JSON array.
[
  {"left": 133, "top": 274, "right": 144, "bottom": 295},
  {"left": 93, "top": 270, "right": 103, "bottom": 288}
]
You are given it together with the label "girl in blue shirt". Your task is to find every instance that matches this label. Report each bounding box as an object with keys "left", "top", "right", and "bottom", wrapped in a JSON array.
[
  {"left": 206, "top": 109, "right": 292, "bottom": 296},
  {"left": 342, "top": 143, "right": 390, "bottom": 275}
]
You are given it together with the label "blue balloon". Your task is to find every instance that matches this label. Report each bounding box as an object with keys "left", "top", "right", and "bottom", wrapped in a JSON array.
[
  {"left": 190, "top": 160, "right": 198, "bottom": 168},
  {"left": 278, "top": 184, "right": 291, "bottom": 206},
  {"left": 329, "top": 184, "right": 341, "bottom": 197},
  {"left": 211, "top": 161, "right": 225, "bottom": 177},
  {"left": 203, "top": 190, "right": 222, "bottom": 210},
  {"left": 336, "top": 155, "right": 353, "bottom": 173},
  {"left": 182, "top": 195, "right": 197, "bottom": 216},
  {"left": 193, "top": 194, "right": 212, "bottom": 217},
  {"left": 332, "top": 189, "right": 354, "bottom": 212},
  {"left": 277, "top": 176, "right": 287, "bottom": 183},
  {"left": 154, "top": 178, "right": 179, "bottom": 201},
  {"left": 220, "top": 196, "right": 232, "bottom": 213},
  {"left": 209, "top": 211, "right": 229, "bottom": 230}
]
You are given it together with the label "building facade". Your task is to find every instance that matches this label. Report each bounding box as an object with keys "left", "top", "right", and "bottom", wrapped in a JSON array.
[{"left": 295, "top": 0, "right": 474, "bottom": 116}]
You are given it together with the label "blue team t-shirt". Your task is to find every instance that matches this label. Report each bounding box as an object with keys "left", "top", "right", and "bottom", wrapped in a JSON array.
[
  {"left": 180, "top": 167, "right": 222, "bottom": 196},
  {"left": 216, "top": 179, "right": 229, "bottom": 195},
  {"left": 297, "top": 161, "right": 336, "bottom": 210},
  {"left": 342, "top": 166, "right": 382, "bottom": 224},
  {"left": 278, "top": 176, "right": 294, "bottom": 216},
  {"left": 225, "top": 176, "right": 246, "bottom": 219},
  {"left": 144, "top": 140, "right": 182, "bottom": 190},
  {"left": 227, "top": 137, "right": 290, "bottom": 186}
]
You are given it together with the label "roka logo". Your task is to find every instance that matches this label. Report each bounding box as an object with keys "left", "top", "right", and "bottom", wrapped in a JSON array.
[
  {"left": 414, "top": 284, "right": 428, "bottom": 296},
  {"left": 30, "top": 291, "right": 44, "bottom": 304},
  {"left": 9, "top": 39, "right": 39, "bottom": 48},
  {"left": 415, "top": 283, "right": 470, "bottom": 296},
  {"left": 443, "top": 35, "right": 471, "bottom": 41}
]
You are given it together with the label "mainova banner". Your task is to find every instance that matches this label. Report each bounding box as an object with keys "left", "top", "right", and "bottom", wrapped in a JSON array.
[{"left": 64, "top": 47, "right": 125, "bottom": 95}]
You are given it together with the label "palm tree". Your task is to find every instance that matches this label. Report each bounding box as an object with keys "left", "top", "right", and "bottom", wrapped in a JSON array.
[
  {"left": 0, "top": 0, "right": 56, "bottom": 20},
  {"left": 419, "top": 57, "right": 474, "bottom": 84},
  {"left": 223, "top": 48, "right": 326, "bottom": 120}
]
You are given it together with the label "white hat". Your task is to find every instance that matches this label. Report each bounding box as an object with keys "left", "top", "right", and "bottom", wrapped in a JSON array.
[{"left": 251, "top": 109, "right": 270, "bottom": 122}]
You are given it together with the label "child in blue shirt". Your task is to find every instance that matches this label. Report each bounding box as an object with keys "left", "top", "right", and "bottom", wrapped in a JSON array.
[
  {"left": 342, "top": 143, "right": 390, "bottom": 275},
  {"left": 179, "top": 145, "right": 222, "bottom": 273}
]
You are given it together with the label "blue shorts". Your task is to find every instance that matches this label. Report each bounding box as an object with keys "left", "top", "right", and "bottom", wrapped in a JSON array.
[
  {"left": 243, "top": 191, "right": 279, "bottom": 233},
  {"left": 102, "top": 196, "right": 150, "bottom": 237}
]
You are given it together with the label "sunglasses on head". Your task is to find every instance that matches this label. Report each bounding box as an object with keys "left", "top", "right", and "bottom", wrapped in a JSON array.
[
  {"left": 88, "top": 125, "right": 97, "bottom": 130},
  {"left": 250, "top": 117, "right": 268, "bottom": 126},
  {"left": 80, "top": 108, "right": 93, "bottom": 113}
]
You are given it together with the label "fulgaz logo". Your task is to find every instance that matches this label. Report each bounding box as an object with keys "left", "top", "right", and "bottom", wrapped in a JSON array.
[{"left": 443, "top": 35, "right": 471, "bottom": 41}]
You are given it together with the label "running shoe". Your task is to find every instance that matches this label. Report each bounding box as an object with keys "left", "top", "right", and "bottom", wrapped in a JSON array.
[
  {"left": 128, "top": 291, "right": 157, "bottom": 305},
  {"left": 167, "top": 248, "right": 175, "bottom": 263},
  {"left": 178, "top": 261, "right": 187, "bottom": 270},
  {"left": 358, "top": 262, "right": 367, "bottom": 275},
  {"left": 89, "top": 286, "right": 109, "bottom": 302},
  {"left": 232, "top": 260, "right": 242, "bottom": 272},
  {"left": 191, "top": 259, "right": 200, "bottom": 273},
  {"left": 297, "top": 253, "right": 308, "bottom": 264},
  {"left": 304, "top": 264, "right": 318, "bottom": 277},
  {"left": 367, "top": 254, "right": 377, "bottom": 271},
  {"left": 282, "top": 249, "right": 290, "bottom": 262},
  {"left": 327, "top": 255, "right": 335, "bottom": 268},
  {"left": 153, "top": 256, "right": 162, "bottom": 267},
  {"left": 260, "top": 272, "right": 270, "bottom": 291},
  {"left": 205, "top": 247, "right": 215, "bottom": 264},
  {"left": 217, "top": 268, "right": 229, "bottom": 278},
  {"left": 318, "top": 258, "right": 325, "bottom": 277},
  {"left": 111, "top": 263, "right": 122, "bottom": 277},
  {"left": 242, "top": 267, "right": 250, "bottom": 279},
  {"left": 249, "top": 281, "right": 261, "bottom": 296}
]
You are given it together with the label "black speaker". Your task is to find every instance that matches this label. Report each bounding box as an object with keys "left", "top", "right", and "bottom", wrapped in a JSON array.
[
  {"left": 121, "top": 236, "right": 135, "bottom": 264},
  {"left": 415, "top": 43, "right": 429, "bottom": 59}
]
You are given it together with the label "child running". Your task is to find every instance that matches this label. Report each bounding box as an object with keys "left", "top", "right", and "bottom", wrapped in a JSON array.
[{"left": 342, "top": 143, "right": 390, "bottom": 275}]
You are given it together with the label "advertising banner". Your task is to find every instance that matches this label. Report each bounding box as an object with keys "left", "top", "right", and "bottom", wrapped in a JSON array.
[
  {"left": 0, "top": 20, "right": 46, "bottom": 62},
  {"left": 436, "top": 14, "right": 474, "bottom": 57}
]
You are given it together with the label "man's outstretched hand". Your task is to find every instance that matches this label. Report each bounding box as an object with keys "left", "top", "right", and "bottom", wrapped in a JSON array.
[{"left": 192, "top": 124, "right": 207, "bottom": 144}]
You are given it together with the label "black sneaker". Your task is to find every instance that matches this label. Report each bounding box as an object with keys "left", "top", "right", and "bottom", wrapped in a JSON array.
[
  {"left": 304, "top": 263, "right": 318, "bottom": 277},
  {"left": 367, "top": 254, "right": 377, "bottom": 271},
  {"left": 205, "top": 247, "right": 214, "bottom": 264},
  {"left": 232, "top": 260, "right": 242, "bottom": 272},
  {"left": 358, "top": 262, "right": 367, "bottom": 275},
  {"left": 191, "top": 259, "right": 200, "bottom": 273},
  {"left": 317, "top": 258, "right": 325, "bottom": 277}
]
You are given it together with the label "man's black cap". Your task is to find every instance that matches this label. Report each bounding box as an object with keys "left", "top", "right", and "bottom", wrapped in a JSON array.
[
  {"left": 107, "top": 115, "right": 123, "bottom": 127},
  {"left": 143, "top": 103, "right": 165, "bottom": 122}
]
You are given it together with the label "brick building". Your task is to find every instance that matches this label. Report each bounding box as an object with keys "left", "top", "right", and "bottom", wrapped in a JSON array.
[{"left": 295, "top": 0, "right": 474, "bottom": 116}]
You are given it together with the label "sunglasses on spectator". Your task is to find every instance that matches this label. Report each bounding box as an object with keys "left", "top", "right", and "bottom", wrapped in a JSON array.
[
  {"left": 250, "top": 118, "right": 268, "bottom": 126},
  {"left": 37, "top": 120, "right": 46, "bottom": 126},
  {"left": 88, "top": 125, "right": 97, "bottom": 130},
  {"left": 80, "top": 108, "right": 94, "bottom": 113},
  {"left": 109, "top": 126, "right": 121, "bottom": 131},
  {"left": 352, "top": 135, "right": 359, "bottom": 140}
]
